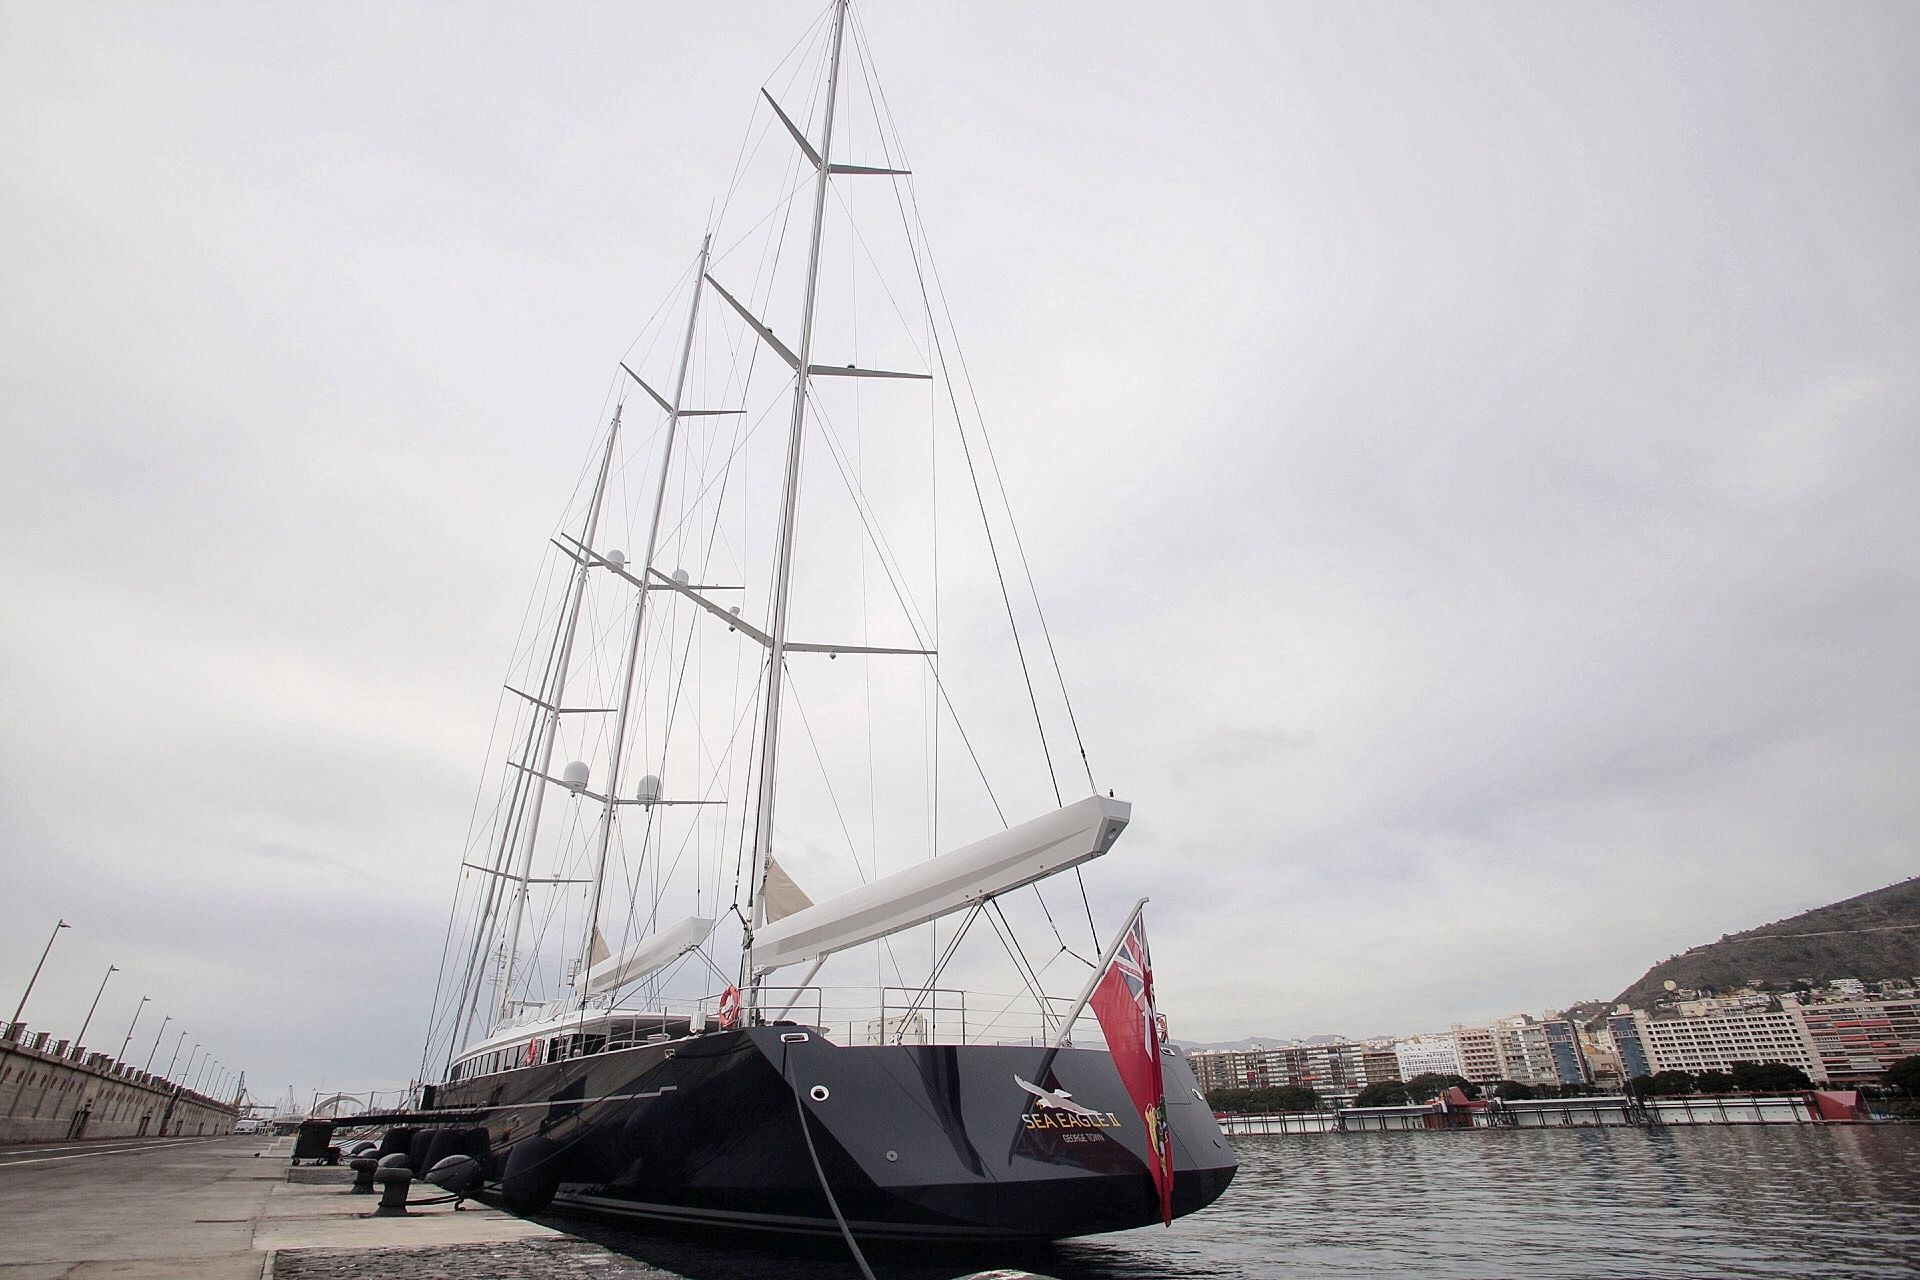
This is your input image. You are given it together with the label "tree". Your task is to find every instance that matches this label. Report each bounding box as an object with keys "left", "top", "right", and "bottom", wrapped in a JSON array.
[
  {"left": 1354, "top": 1082, "right": 1411, "bottom": 1107},
  {"left": 1492, "top": 1080, "right": 1536, "bottom": 1101},
  {"left": 1404, "top": 1073, "right": 1476, "bottom": 1103},
  {"left": 1265, "top": 1084, "right": 1321, "bottom": 1112},
  {"left": 1204, "top": 1084, "right": 1321, "bottom": 1114},
  {"left": 1643, "top": 1070, "right": 1698, "bottom": 1097},
  {"left": 1692, "top": 1070, "right": 1735, "bottom": 1094},
  {"left": 1884, "top": 1055, "right": 1920, "bottom": 1097},
  {"left": 1729, "top": 1061, "right": 1811, "bottom": 1092}
]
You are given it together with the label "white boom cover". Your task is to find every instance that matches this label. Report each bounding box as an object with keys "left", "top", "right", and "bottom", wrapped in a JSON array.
[
  {"left": 577, "top": 915, "right": 718, "bottom": 997},
  {"left": 751, "top": 794, "right": 1130, "bottom": 976}
]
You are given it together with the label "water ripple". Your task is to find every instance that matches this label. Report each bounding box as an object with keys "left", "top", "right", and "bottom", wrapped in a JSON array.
[{"left": 566, "top": 1126, "right": 1920, "bottom": 1279}]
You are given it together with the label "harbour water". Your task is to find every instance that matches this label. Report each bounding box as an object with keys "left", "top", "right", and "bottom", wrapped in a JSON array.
[{"left": 563, "top": 1126, "right": 1920, "bottom": 1279}]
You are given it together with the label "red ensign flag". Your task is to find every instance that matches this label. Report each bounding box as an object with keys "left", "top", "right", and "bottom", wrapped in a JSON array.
[{"left": 1088, "top": 910, "right": 1174, "bottom": 1224}]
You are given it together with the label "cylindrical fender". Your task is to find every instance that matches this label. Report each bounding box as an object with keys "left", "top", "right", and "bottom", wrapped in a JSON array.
[{"left": 499, "top": 1135, "right": 562, "bottom": 1215}]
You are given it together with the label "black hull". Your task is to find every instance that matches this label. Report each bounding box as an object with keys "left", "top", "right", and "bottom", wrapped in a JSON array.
[{"left": 427, "top": 1027, "right": 1235, "bottom": 1243}]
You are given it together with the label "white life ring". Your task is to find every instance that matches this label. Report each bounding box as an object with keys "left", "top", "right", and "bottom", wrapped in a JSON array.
[{"left": 717, "top": 985, "right": 742, "bottom": 1030}]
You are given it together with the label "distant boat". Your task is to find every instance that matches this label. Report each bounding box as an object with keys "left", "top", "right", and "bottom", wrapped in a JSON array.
[{"left": 414, "top": 0, "right": 1236, "bottom": 1243}]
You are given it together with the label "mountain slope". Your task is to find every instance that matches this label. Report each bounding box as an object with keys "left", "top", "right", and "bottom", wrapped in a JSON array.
[{"left": 1614, "top": 877, "right": 1920, "bottom": 1008}]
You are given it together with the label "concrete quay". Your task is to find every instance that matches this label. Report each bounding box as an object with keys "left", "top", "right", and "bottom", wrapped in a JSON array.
[
  {"left": 1, "top": 1030, "right": 235, "bottom": 1144},
  {"left": 1, "top": 1133, "right": 1077, "bottom": 1279},
  {"left": 0, "top": 1134, "right": 677, "bottom": 1280}
]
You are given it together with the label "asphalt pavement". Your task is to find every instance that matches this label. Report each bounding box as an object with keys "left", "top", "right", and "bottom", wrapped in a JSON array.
[{"left": 0, "top": 1134, "right": 274, "bottom": 1279}]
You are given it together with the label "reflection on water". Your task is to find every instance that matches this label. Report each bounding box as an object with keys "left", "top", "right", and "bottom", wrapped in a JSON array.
[{"left": 560, "top": 1126, "right": 1920, "bottom": 1279}]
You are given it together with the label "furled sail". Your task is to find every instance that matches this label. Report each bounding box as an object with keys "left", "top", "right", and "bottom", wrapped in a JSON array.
[
  {"left": 576, "top": 915, "right": 718, "bottom": 997},
  {"left": 751, "top": 794, "right": 1130, "bottom": 976}
]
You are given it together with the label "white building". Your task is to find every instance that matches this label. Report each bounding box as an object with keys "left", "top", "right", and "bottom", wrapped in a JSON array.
[
  {"left": 1394, "top": 1033, "right": 1462, "bottom": 1079},
  {"left": 1629, "top": 1006, "right": 1826, "bottom": 1083}
]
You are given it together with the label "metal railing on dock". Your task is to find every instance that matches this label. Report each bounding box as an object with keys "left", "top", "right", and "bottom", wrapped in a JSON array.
[{"left": 1213, "top": 1091, "right": 1841, "bottom": 1135}]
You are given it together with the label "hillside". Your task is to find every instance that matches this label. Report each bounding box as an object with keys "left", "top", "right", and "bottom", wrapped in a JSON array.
[{"left": 1614, "top": 877, "right": 1920, "bottom": 1008}]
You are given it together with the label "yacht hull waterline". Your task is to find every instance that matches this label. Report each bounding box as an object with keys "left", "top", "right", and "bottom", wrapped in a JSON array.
[{"left": 424, "top": 1026, "right": 1236, "bottom": 1242}]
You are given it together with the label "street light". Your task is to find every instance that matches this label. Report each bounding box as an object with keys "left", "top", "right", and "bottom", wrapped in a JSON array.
[
  {"left": 118, "top": 996, "right": 150, "bottom": 1064},
  {"left": 74, "top": 964, "right": 119, "bottom": 1048},
  {"left": 144, "top": 1015, "right": 172, "bottom": 1072},
  {"left": 162, "top": 1030, "right": 187, "bottom": 1078},
  {"left": 183, "top": 1043, "right": 203, "bottom": 1084},
  {"left": 6, "top": 919, "right": 70, "bottom": 1035}
]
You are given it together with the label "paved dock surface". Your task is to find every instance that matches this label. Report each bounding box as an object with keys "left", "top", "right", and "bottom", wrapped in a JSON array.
[
  {"left": 0, "top": 1135, "right": 672, "bottom": 1280},
  {"left": 0, "top": 1135, "right": 1085, "bottom": 1279}
]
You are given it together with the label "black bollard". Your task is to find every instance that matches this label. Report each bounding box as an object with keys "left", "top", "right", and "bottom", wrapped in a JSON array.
[
  {"left": 372, "top": 1165, "right": 413, "bottom": 1216},
  {"left": 349, "top": 1156, "right": 378, "bottom": 1194}
]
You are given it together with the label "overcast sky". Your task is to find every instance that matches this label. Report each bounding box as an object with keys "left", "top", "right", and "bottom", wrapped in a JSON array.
[{"left": 3, "top": 2, "right": 1916, "bottom": 1105}]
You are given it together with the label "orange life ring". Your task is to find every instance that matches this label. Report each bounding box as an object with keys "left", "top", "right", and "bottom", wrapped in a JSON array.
[{"left": 717, "top": 985, "right": 742, "bottom": 1030}]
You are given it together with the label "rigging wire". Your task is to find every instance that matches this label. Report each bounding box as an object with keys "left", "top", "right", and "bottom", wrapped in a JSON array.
[{"left": 855, "top": 11, "right": 1102, "bottom": 798}]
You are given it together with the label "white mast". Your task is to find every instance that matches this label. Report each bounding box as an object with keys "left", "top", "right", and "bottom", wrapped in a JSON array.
[
  {"left": 743, "top": 0, "right": 851, "bottom": 1013},
  {"left": 575, "top": 238, "right": 713, "bottom": 990},
  {"left": 495, "top": 416, "right": 621, "bottom": 1028}
]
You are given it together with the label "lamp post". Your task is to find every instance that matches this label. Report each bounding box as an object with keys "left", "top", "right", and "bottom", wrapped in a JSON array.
[
  {"left": 74, "top": 964, "right": 119, "bottom": 1048},
  {"left": 182, "top": 1043, "right": 202, "bottom": 1085},
  {"left": 6, "top": 919, "right": 70, "bottom": 1035},
  {"left": 163, "top": 1033, "right": 189, "bottom": 1081},
  {"left": 144, "top": 1015, "right": 172, "bottom": 1071},
  {"left": 117, "top": 995, "right": 150, "bottom": 1064}
]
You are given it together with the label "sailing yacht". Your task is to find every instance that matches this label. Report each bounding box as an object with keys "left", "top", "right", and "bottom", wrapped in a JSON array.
[{"left": 414, "top": 0, "right": 1236, "bottom": 1242}]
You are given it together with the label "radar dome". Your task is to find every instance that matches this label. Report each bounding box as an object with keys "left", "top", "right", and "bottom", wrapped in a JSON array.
[
  {"left": 561, "top": 760, "right": 591, "bottom": 793},
  {"left": 636, "top": 775, "right": 662, "bottom": 804},
  {"left": 604, "top": 549, "right": 627, "bottom": 570}
]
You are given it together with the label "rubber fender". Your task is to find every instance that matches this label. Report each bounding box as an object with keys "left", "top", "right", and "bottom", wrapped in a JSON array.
[
  {"left": 452, "top": 1125, "right": 492, "bottom": 1163},
  {"left": 407, "top": 1127, "right": 437, "bottom": 1173},
  {"left": 415, "top": 1128, "right": 457, "bottom": 1179},
  {"left": 376, "top": 1126, "right": 417, "bottom": 1163},
  {"left": 499, "top": 1135, "right": 562, "bottom": 1215}
]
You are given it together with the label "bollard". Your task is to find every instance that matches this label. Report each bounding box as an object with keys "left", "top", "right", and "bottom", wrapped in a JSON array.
[
  {"left": 349, "top": 1156, "right": 378, "bottom": 1194},
  {"left": 372, "top": 1165, "right": 413, "bottom": 1216}
]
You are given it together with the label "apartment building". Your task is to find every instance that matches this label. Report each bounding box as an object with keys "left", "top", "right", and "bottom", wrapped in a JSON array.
[
  {"left": 1453, "top": 1024, "right": 1503, "bottom": 1083},
  {"left": 1792, "top": 996, "right": 1920, "bottom": 1085},
  {"left": 1394, "top": 1033, "right": 1463, "bottom": 1079},
  {"left": 1625, "top": 1006, "right": 1826, "bottom": 1082},
  {"left": 1189, "top": 1041, "right": 1404, "bottom": 1107}
]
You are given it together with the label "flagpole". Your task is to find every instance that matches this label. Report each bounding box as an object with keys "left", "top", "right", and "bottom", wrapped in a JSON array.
[{"left": 1047, "top": 896, "right": 1148, "bottom": 1052}]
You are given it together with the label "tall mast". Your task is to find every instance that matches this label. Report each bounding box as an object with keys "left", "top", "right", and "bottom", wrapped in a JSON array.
[
  {"left": 495, "top": 415, "right": 622, "bottom": 1027},
  {"left": 743, "top": 0, "right": 851, "bottom": 1010},
  {"left": 576, "top": 238, "right": 712, "bottom": 992}
]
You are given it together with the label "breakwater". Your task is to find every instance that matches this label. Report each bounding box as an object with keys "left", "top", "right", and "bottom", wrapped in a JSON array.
[
  {"left": 1216, "top": 1090, "right": 1862, "bottom": 1134},
  {"left": 0, "top": 1025, "right": 235, "bottom": 1142}
]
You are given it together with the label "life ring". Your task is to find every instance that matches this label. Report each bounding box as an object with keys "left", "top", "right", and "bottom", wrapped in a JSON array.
[
  {"left": 523, "top": 1039, "right": 540, "bottom": 1066},
  {"left": 717, "top": 985, "right": 742, "bottom": 1030}
]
